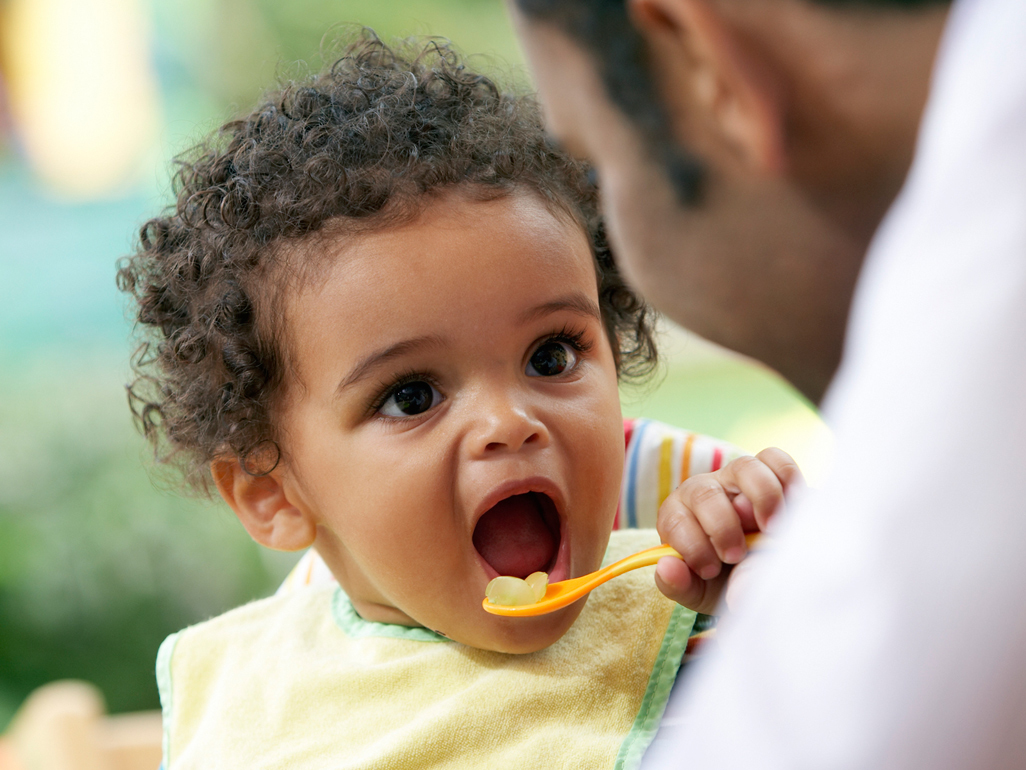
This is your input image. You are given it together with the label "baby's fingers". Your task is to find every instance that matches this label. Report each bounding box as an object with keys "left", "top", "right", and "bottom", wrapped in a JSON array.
[
  {"left": 660, "top": 480, "right": 746, "bottom": 570},
  {"left": 657, "top": 496, "right": 725, "bottom": 579},
  {"left": 655, "top": 556, "right": 729, "bottom": 615},
  {"left": 687, "top": 478, "right": 748, "bottom": 564},
  {"left": 725, "top": 449, "right": 800, "bottom": 531},
  {"left": 756, "top": 447, "right": 804, "bottom": 490}
]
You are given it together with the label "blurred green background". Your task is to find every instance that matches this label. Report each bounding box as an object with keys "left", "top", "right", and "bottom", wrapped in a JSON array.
[{"left": 0, "top": 0, "right": 827, "bottom": 729}]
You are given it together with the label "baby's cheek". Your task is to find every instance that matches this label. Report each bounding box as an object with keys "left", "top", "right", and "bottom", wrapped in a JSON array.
[
  {"left": 564, "top": 414, "right": 624, "bottom": 566},
  {"left": 581, "top": 416, "right": 626, "bottom": 497}
]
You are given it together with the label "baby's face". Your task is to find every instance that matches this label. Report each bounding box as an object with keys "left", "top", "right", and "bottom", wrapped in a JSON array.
[{"left": 277, "top": 190, "right": 625, "bottom": 653}]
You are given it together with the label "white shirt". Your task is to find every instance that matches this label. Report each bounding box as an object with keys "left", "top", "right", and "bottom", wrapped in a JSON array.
[{"left": 644, "top": 0, "right": 1026, "bottom": 767}]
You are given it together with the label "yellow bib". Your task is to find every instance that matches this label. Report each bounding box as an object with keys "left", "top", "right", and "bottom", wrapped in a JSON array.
[{"left": 157, "top": 530, "right": 694, "bottom": 770}]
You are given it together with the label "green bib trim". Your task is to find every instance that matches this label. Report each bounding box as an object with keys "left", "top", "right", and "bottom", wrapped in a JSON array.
[
  {"left": 330, "top": 587, "right": 449, "bottom": 643},
  {"left": 157, "top": 531, "right": 699, "bottom": 769},
  {"left": 614, "top": 603, "right": 695, "bottom": 770},
  {"left": 156, "top": 631, "right": 181, "bottom": 766}
]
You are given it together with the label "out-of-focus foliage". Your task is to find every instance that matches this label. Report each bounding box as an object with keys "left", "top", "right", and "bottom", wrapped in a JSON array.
[
  {"left": 0, "top": 357, "right": 295, "bottom": 724},
  {"left": 150, "top": 0, "right": 525, "bottom": 158}
]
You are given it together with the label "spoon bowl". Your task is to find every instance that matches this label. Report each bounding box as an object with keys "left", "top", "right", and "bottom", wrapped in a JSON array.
[{"left": 482, "top": 543, "right": 680, "bottom": 617}]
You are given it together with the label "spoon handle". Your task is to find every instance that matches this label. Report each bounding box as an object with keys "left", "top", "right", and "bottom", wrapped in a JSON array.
[
  {"left": 597, "top": 533, "right": 763, "bottom": 583},
  {"left": 598, "top": 543, "right": 680, "bottom": 580}
]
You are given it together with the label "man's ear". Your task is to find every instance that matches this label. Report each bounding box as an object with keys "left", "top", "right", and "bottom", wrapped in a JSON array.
[
  {"left": 628, "top": 0, "right": 786, "bottom": 175},
  {"left": 211, "top": 458, "right": 317, "bottom": 552}
]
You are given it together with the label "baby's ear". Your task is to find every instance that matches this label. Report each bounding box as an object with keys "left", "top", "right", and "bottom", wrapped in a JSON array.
[{"left": 211, "top": 458, "right": 317, "bottom": 552}]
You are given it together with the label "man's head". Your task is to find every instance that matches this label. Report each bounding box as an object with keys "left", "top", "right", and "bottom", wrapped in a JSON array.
[{"left": 509, "top": 0, "right": 951, "bottom": 402}]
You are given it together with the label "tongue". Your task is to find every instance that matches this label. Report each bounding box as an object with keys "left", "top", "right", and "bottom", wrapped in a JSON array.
[{"left": 473, "top": 494, "right": 556, "bottom": 579}]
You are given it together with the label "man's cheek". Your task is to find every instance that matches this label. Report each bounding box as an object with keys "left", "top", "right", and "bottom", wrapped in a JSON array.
[{"left": 602, "top": 210, "right": 652, "bottom": 292}]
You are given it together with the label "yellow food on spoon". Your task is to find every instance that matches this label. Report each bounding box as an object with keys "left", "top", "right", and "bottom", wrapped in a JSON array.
[
  {"left": 525, "top": 571, "right": 548, "bottom": 602},
  {"left": 485, "top": 571, "right": 549, "bottom": 606}
]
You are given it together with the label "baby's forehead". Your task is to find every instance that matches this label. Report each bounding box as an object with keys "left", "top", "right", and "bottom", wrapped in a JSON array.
[
  {"left": 278, "top": 186, "right": 594, "bottom": 297},
  {"left": 274, "top": 190, "right": 600, "bottom": 371}
]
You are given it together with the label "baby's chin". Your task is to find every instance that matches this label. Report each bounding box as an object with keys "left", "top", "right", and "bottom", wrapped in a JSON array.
[
  {"left": 345, "top": 576, "right": 585, "bottom": 653},
  {"left": 433, "top": 599, "right": 587, "bottom": 655}
]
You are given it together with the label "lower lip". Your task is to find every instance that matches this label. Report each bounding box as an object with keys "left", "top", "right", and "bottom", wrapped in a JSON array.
[{"left": 547, "top": 526, "right": 571, "bottom": 583}]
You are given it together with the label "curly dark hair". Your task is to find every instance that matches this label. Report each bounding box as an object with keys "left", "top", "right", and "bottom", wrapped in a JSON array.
[{"left": 117, "top": 33, "right": 658, "bottom": 494}]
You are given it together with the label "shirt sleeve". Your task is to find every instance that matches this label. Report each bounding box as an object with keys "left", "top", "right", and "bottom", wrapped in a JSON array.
[
  {"left": 619, "top": 418, "right": 746, "bottom": 531},
  {"left": 644, "top": 3, "right": 1026, "bottom": 767}
]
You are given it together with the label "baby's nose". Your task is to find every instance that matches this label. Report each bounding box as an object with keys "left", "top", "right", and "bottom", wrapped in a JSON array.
[{"left": 466, "top": 390, "right": 550, "bottom": 457}]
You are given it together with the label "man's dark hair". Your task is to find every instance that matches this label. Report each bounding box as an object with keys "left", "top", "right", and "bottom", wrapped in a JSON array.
[
  {"left": 515, "top": 0, "right": 951, "bottom": 203},
  {"left": 519, "top": 0, "right": 705, "bottom": 203},
  {"left": 117, "top": 32, "right": 658, "bottom": 493}
]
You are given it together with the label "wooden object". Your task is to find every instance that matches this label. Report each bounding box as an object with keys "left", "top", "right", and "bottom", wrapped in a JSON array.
[{"left": 0, "top": 681, "right": 162, "bottom": 770}]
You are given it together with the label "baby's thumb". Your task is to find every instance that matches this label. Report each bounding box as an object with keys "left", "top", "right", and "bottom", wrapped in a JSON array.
[{"left": 655, "top": 556, "right": 725, "bottom": 614}]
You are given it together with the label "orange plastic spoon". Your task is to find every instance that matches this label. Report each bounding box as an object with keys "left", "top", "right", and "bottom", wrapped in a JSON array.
[
  {"left": 483, "top": 543, "right": 679, "bottom": 617},
  {"left": 482, "top": 534, "right": 762, "bottom": 618}
]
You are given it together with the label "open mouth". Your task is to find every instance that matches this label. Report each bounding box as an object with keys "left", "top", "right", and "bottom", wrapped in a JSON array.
[{"left": 472, "top": 492, "right": 561, "bottom": 580}]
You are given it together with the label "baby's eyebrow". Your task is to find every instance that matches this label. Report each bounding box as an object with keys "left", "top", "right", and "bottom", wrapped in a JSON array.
[
  {"left": 336, "top": 334, "right": 447, "bottom": 394},
  {"left": 517, "top": 293, "right": 602, "bottom": 325}
]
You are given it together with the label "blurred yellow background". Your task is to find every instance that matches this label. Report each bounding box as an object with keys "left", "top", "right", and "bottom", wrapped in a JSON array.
[{"left": 0, "top": 0, "right": 827, "bottom": 727}]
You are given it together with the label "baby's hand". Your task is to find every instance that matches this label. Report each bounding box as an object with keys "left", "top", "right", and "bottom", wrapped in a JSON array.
[{"left": 655, "top": 448, "right": 801, "bottom": 614}]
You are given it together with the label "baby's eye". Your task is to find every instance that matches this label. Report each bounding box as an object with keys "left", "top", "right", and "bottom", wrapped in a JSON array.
[
  {"left": 526, "top": 340, "right": 578, "bottom": 377},
  {"left": 379, "top": 380, "right": 441, "bottom": 417}
]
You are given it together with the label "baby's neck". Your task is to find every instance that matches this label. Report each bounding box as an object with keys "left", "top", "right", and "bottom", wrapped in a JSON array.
[{"left": 350, "top": 597, "right": 422, "bottom": 628}]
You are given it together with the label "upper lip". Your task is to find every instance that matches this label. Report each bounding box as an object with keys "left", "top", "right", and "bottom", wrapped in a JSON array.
[{"left": 471, "top": 476, "right": 566, "bottom": 530}]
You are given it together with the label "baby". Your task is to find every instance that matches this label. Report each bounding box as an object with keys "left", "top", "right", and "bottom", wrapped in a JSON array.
[{"left": 120, "top": 34, "right": 799, "bottom": 769}]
